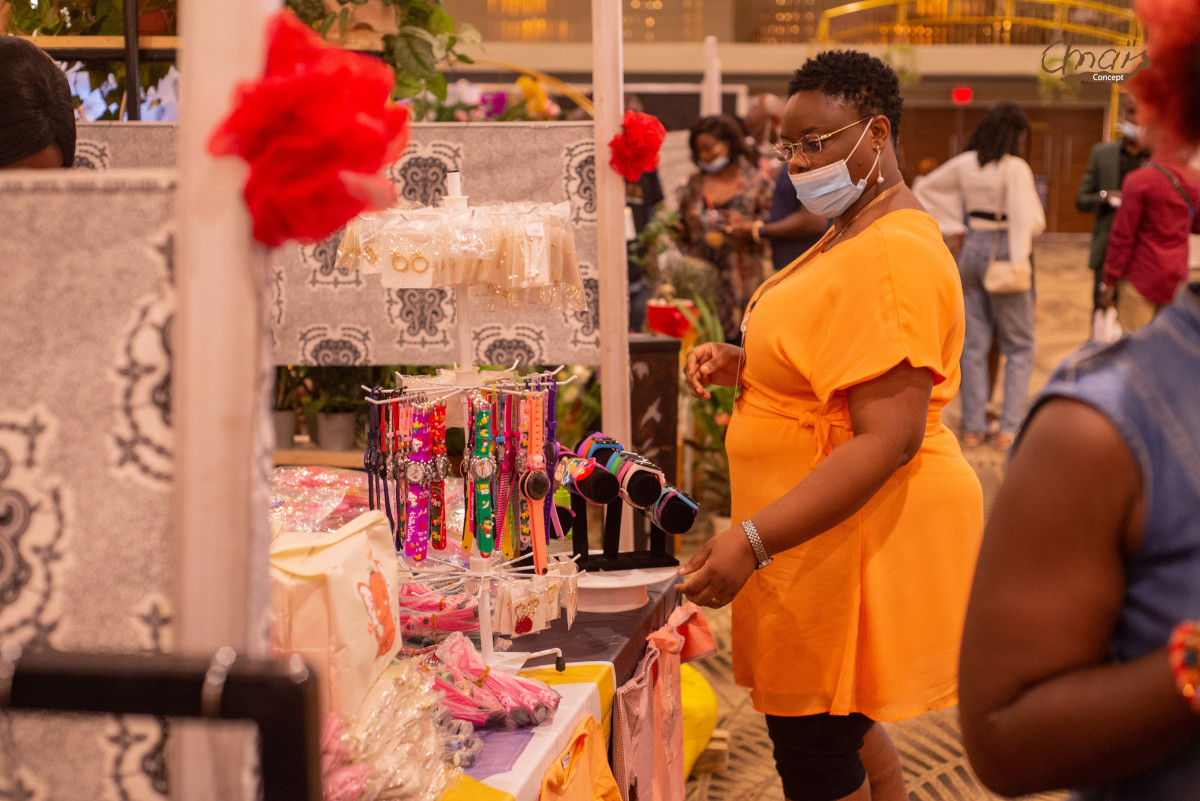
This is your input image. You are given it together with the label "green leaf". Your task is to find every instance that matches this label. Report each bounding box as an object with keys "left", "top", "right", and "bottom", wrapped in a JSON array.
[
  {"left": 337, "top": 7, "right": 351, "bottom": 35},
  {"left": 426, "top": 72, "right": 447, "bottom": 101},
  {"left": 431, "top": 32, "right": 450, "bottom": 61},
  {"left": 318, "top": 13, "right": 337, "bottom": 36},
  {"left": 455, "top": 21, "right": 482, "bottom": 46},
  {"left": 455, "top": 53, "right": 475, "bottom": 65},
  {"left": 500, "top": 99, "right": 529, "bottom": 121},
  {"left": 99, "top": 10, "right": 124, "bottom": 35},
  {"left": 392, "top": 72, "right": 426, "bottom": 100},
  {"left": 398, "top": 24, "right": 438, "bottom": 46},
  {"left": 389, "top": 28, "right": 439, "bottom": 78},
  {"left": 427, "top": 4, "right": 455, "bottom": 35}
]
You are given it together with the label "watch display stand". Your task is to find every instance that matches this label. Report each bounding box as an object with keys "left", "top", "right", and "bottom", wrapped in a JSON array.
[{"left": 568, "top": 494, "right": 679, "bottom": 572}]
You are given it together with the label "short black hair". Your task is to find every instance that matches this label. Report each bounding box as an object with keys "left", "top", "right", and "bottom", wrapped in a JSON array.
[
  {"left": 787, "top": 50, "right": 903, "bottom": 144},
  {"left": 967, "top": 103, "right": 1029, "bottom": 166},
  {"left": 688, "top": 114, "right": 753, "bottom": 165},
  {"left": 0, "top": 37, "right": 76, "bottom": 168}
]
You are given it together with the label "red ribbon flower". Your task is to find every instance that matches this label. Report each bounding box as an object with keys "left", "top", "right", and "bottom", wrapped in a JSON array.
[
  {"left": 608, "top": 110, "right": 667, "bottom": 183},
  {"left": 207, "top": 10, "right": 411, "bottom": 247}
]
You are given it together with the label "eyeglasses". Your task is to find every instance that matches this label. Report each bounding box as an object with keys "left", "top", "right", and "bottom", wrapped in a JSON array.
[{"left": 772, "top": 116, "right": 874, "bottom": 163}]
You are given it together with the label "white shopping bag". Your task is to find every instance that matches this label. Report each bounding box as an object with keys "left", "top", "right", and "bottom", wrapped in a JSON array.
[
  {"left": 270, "top": 510, "right": 401, "bottom": 720},
  {"left": 1091, "top": 307, "right": 1123, "bottom": 345}
]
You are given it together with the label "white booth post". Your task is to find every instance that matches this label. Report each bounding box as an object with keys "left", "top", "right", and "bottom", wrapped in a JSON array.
[
  {"left": 592, "top": 0, "right": 635, "bottom": 548},
  {"left": 701, "top": 35, "right": 723, "bottom": 117},
  {"left": 174, "top": 0, "right": 276, "bottom": 795}
]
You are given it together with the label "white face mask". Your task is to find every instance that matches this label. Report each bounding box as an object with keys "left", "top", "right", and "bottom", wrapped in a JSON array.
[
  {"left": 1119, "top": 121, "right": 1143, "bottom": 141},
  {"left": 789, "top": 120, "right": 879, "bottom": 218},
  {"left": 699, "top": 156, "right": 730, "bottom": 174}
]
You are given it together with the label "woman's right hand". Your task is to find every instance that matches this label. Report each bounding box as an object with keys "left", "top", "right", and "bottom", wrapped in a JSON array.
[{"left": 685, "top": 342, "right": 743, "bottom": 399}]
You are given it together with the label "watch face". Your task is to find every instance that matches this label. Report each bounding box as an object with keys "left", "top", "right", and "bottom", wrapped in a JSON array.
[
  {"left": 521, "top": 470, "right": 551, "bottom": 501},
  {"left": 405, "top": 461, "right": 428, "bottom": 484},
  {"left": 435, "top": 454, "right": 452, "bottom": 479},
  {"left": 471, "top": 457, "right": 496, "bottom": 480}
]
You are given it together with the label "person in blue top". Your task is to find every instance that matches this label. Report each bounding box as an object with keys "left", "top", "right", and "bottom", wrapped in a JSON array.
[{"left": 959, "top": 4, "right": 1200, "bottom": 797}]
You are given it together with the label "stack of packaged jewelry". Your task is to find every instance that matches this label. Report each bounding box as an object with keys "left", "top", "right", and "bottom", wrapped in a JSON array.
[{"left": 335, "top": 201, "right": 584, "bottom": 312}]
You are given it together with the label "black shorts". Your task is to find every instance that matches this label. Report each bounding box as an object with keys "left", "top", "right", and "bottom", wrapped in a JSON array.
[{"left": 765, "top": 712, "right": 875, "bottom": 801}]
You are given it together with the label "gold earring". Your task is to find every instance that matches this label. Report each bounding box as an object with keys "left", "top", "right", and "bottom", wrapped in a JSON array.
[
  {"left": 363, "top": 245, "right": 380, "bottom": 264},
  {"left": 411, "top": 251, "right": 430, "bottom": 273},
  {"left": 390, "top": 250, "right": 409, "bottom": 272}
]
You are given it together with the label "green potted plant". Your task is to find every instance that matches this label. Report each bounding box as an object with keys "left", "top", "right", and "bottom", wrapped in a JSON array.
[
  {"left": 273, "top": 364, "right": 309, "bottom": 449},
  {"left": 304, "top": 365, "right": 364, "bottom": 452},
  {"left": 285, "top": 0, "right": 480, "bottom": 113}
]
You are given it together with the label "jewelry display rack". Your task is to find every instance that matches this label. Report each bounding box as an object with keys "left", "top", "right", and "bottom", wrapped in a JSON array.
[{"left": 400, "top": 554, "right": 570, "bottom": 672}]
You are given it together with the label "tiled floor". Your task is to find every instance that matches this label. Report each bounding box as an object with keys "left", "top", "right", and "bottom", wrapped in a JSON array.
[{"left": 682, "top": 237, "right": 1093, "bottom": 801}]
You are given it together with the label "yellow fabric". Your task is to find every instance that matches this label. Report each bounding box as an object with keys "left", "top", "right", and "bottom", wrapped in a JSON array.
[
  {"left": 521, "top": 662, "right": 615, "bottom": 743},
  {"left": 539, "top": 714, "right": 622, "bottom": 801},
  {"left": 726, "top": 209, "right": 984, "bottom": 720},
  {"left": 441, "top": 775, "right": 515, "bottom": 801},
  {"left": 680, "top": 663, "right": 718, "bottom": 778}
]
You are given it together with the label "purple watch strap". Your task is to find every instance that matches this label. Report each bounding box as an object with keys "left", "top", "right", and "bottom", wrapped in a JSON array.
[{"left": 405, "top": 406, "right": 431, "bottom": 562}]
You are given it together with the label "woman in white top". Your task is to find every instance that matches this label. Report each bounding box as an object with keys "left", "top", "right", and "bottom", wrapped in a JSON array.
[{"left": 914, "top": 104, "right": 1046, "bottom": 447}]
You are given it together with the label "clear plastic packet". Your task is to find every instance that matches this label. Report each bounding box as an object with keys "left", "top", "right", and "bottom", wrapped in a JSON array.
[
  {"left": 270, "top": 466, "right": 370, "bottom": 533},
  {"left": 415, "top": 655, "right": 508, "bottom": 729},
  {"left": 376, "top": 216, "right": 443, "bottom": 289},
  {"left": 433, "top": 706, "right": 484, "bottom": 768},
  {"left": 442, "top": 208, "right": 499, "bottom": 286},
  {"left": 435, "top": 632, "right": 561, "bottom": 727},
  {"left": 348, "top": 660, "right": 457, "bottom": 801}
]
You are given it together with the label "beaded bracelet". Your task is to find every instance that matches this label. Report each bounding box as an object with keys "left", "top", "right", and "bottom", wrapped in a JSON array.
[{"left": 1168, "top": 620, "right": 1200, "bottom": 713}]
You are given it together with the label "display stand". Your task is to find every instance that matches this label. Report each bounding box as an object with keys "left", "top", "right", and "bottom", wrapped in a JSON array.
[
  {"left": 443, "top": 172, "right": 482, "bottom": 389},
  {"left": 568, "top": 494, "right": 678, "bottom": 572}
]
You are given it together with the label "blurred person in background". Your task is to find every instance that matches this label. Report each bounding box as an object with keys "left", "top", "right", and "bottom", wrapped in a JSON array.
[
  {"left": 745, "top": 92, "right": 785, "bottom": 174},
  {"left": 1078, "top": 95, "right": 1151, "bottom": 310},
  {"left": 1098, "top": 124, "right": 1200, "bottom": 330},
  {"left": 0, "top": 36, "right": 75, "bottom": 169},
  {"left": 914, "top": 103, "right": 1045, "bottom": 450},
  {"left": 676, "top": 114, "right": 773, "bottom": 343},
  {"left": 731, "top": 93, "right": 832, "bottom": 274},
  {"left": 959, "top": 2, "right": 1200, "bottom": 797}
]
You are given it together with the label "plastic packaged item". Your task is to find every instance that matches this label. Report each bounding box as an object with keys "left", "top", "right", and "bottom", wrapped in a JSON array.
[
  {"left": 270, "top": 466, "right": 371, "bottom": 533},
  {"left": 404, "top": 646, "right": 509, "bottom": 729},
  {"left": 348, "top": 660, "right": 457, "bottom": 801},
  {"left": 432, "top": 706, "right": 484, "bottom": 768},
  {"left": 435, "top": 632, "right": 561, "bottom": 727}
]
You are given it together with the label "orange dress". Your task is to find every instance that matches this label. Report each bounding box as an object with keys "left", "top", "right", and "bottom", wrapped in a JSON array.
[{"left": 725, "top": 208, "right": 983, "bottom": 720}]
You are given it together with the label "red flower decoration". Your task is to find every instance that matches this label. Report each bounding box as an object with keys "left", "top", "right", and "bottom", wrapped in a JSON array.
[
  {"left": 1130, "top": 0, "right": 1200, "bottom": 154},
  {"left": 207, "top": 10, "right": 410, "bottom": 247},
  {"left": 608, "top": 110, "right": 667, "bottom": 183},
  {"left": 515, "top": 616, "right": 533, "bottom": 635}
]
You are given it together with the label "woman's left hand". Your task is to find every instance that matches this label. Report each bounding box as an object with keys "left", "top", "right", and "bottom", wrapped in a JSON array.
[{"left": 675, "top": 524, "right": 758, "bottom": 608}]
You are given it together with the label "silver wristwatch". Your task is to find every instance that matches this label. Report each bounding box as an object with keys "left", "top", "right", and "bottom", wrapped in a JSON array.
[{"left": 741, "top": 519, "right": 773, "bottom": 570}]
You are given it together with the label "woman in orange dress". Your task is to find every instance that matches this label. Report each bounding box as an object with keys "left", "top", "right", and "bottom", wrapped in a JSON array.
[{"left": 680, "top": 51, "right": 983, "bottom": 801}]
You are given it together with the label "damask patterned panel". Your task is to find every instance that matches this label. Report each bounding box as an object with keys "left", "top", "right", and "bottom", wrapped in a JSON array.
[
  {"left": 0, "top": 170, "right": 183, "bottom": 801},
  {"left": 73, "top": 122, "right": 177, "bottom": 169},
  {"left": 63, "top": 123, "right": 607, "bottom": 366},
  {"left": 271, "top": 123, "right": 603, "bottom": 366}
]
